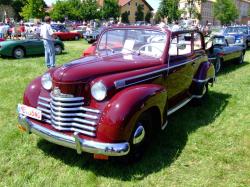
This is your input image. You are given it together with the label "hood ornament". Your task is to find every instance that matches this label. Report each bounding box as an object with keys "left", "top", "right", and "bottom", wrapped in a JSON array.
[{"left": 52, "top": 87, "right": 74, "bottom": 98}]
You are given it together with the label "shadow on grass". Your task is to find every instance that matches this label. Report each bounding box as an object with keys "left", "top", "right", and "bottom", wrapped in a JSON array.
[
  {"left": 217, "top": 60, "right": 249, "bottom": 77},
  {"left": 37, "top": 91, "right": 231, "bottom": 181},
  {"left": 1, "top": 52, "right": 69, "bottom": 60}
]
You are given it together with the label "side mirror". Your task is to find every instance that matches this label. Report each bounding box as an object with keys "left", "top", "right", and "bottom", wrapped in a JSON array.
[{"left": 177, "top": 43, "right": 186, "bottom": 50}]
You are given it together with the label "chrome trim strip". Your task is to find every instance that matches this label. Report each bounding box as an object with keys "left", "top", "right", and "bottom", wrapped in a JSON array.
[
  {"left": 192, "top": 77, "right": 213, "bottom": 83},
  {"left": 51, "top": 100, "right": 85, "bottom": 107},
  {"left": 114, "top": 56, "right": 204, "bottom": 89},
  {"left": 167, "top": 97, "right": 192, "bottom": 116},
  {"left": 50, "top": 104, "right": 101, "bottom": 114},
  {"left": 51, "top": 119, "right": 96, "bottom": 131},
  {"left": 42, "top": 113, "right": 51, "bottom": 119},
  {"left": 51, "top": 109, "right": 98, "bottom": 119},
  {"left": 51, "top": 116, "right": 96, "bottom": 126},
  {"left": 38, "top": 101, "right": 50, "bottom": 108},
  {"left": 39, "top": 96, "right": 51, "bottom": 102},
  {"left": 51, "top": 94, "right": 84, "bottom": 102},
  {"left": 18, "top": 114, "right": 130, "bottom": 156},
  {"left": 37, "top": 107, "right": 50, "bottom": 114}
]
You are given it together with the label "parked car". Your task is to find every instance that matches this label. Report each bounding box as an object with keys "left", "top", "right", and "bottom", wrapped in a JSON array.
[
  {"left": 0, "top": 37, "right": 64, "bottom": 58},
  {"left": 206, "top": 35, "right": 245, "bottom": 74},
  {"left": 223, "top": 26, "right": 248, "bottom": 48},
  {"left": 17, "top": 26, "right": 215, "bottom": 161},
  {"left": 54, "top": 29, "right": 81, "bottom": 41},
  {"left": 83, "top": 29, "right": 100, "bottom": 43},
  {"left": 51, "top": 24, "right": 66, "bottom": 32},
  {"left": 0, "top": 38, "right": 5, "bottom": 42},
  {"left": 82, "top": 42, "right": 96, "bottom": 57},
  {"left": 73, "top": 26, "right": 87, "bottom": 36}
]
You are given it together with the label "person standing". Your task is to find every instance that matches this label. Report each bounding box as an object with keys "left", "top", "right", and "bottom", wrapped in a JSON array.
[{"left": 40, "top": 16, "right": 55, "bottom": 68}]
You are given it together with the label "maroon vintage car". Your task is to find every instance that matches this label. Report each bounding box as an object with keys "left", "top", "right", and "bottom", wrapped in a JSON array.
[
  {"left": 54, "top": 30, "right": 81, "bottom": 41},
  {"left": 17, "top": 26, "right": 215, "bottom": 161}
]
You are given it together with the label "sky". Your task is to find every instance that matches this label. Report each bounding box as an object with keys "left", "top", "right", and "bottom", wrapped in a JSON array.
[{"left": 44, "top": 0, "right": 160, "bottom": 11}]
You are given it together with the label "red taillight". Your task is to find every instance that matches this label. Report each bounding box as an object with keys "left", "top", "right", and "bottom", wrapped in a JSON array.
[{"left": 218, "top": 52, "right": 224, "bottom": 57}]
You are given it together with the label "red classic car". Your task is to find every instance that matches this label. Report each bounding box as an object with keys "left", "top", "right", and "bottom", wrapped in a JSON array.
[
  {"left": 17, "top": 26, "right": 215, "bottom": 161},
  {"left": 82, "top": 42, "right": 96, "bottom": 57},
  {"left": 54, "top": 30, "right": 81, "bottom": 41}
]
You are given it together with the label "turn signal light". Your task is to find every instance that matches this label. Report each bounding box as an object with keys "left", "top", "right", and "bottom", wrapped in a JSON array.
[{"left": 17, "top": 124, "right": 27, "bottom": 132}]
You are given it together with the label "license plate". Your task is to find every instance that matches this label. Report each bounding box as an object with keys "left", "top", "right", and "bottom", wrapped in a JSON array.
[{"left": 17, "top": 104, "right": 42, "bottom": 120}]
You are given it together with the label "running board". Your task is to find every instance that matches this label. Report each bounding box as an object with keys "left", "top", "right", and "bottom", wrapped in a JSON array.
[{"left": 167, "top": 97, "right": 192, "bottom": 116}]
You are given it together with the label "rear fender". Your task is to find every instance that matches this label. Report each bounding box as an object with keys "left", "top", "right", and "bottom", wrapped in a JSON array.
[
  {"left": 190, "top": 61, "right": 215, "bottom": 95},
  {"left": 97, "top": 84, "right": 167, "bottom": 142}
]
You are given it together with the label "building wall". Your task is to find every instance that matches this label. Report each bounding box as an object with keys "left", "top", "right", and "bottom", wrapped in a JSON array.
[
  {"left": 180, "top": 0, "right": 250, "bottom": 25},
  {"left": 120, "top": 0, "right": 151, "bottom": 23}
]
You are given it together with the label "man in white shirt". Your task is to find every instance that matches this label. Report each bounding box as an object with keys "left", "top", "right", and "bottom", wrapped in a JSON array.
[{"left": 40, "top": 16, "right": 55, "bottom": 68}]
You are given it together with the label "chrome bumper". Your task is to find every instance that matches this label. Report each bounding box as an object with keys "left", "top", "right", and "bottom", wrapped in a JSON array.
[{"left": 18, "top": 114, "right": 130, "bottom": 156}]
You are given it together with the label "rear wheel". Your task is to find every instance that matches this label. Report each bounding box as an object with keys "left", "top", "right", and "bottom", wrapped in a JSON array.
[
  {"left": 55, "top": 45, "right": 62, "bottom": 55},
  {"left": 13, "top": 47, "right": 25, "bottom": 59},
  {"left": 237, "top": 52, "right": 244, "bottom": 65},
  {"left": 192, "top": 83, "right": 208, "bottom": 105},
  {"left": 214, "top": 57, "right": 222, "bottom": 74},
  {"left": 75, "top": 35, "right": 80, "bottom": 40}
]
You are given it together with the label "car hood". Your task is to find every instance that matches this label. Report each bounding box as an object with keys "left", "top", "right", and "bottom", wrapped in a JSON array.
[{"left": 52, "top": 53, "right": 162, "bottom": 82}]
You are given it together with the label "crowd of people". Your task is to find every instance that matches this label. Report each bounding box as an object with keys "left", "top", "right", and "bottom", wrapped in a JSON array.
[{"left": 0, "top": 21, "right": 41, "bottom": 40}]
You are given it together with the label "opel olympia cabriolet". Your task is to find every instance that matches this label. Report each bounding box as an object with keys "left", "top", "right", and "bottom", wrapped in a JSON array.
[{"left": 17, "top": 26, "right": 215, "bottom": 161}]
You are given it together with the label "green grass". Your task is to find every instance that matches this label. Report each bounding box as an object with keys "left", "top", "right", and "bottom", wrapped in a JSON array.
[{"left": 0, "top": 40, "right": 249, "bottom": 186}]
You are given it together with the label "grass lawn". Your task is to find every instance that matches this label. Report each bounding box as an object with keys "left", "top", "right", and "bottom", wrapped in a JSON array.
[{"left": 0, "top": 40, "right": 249, "bottom": 186}]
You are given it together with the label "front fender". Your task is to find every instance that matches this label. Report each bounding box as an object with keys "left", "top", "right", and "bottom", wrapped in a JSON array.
[
  {"left": 23, "top": 76, "right": 42, "bottom": 107},
  {"left": 96, "top": 84, "right": 167, "bottom": 142}
]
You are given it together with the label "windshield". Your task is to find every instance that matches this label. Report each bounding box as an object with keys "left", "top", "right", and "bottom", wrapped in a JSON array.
[
  {"left": 97, "top": 29, "right": 167, "bottom": 58},
  {"left": 225, "top": 27, "right": 248, "bottom": 34},
  {"left": 213, "top": 37, "right": 226, "bottom": 45}
]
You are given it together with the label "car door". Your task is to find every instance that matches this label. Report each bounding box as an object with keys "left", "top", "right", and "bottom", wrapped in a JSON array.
[
  {"left": 23, "top": 39, "right": 44, "bottom": 55},
  {"left": 166, "top": 32, "right": 196, "bottom": 108}
]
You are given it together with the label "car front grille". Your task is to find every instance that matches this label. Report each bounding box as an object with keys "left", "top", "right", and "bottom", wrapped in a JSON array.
[{"left": 37, "top": 94, "right": 101, "bottom": 137}]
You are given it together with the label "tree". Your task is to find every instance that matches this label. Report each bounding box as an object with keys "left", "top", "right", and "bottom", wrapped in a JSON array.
[
  {"left": 20, "top": 0, "right": 46, "bottom": 20},
  {"left": 0, "top": 0, "right": 12, "bottom": 4},
  {"left": 12, "top": 0, "right": 28, "bottom": 20},
  {"left": 135, "top": 4, "right": 144, "bottom": 21},
  {"left": 121, "top": 11, "right": 129, "bottom": 24},
  {"left": 186, "top": 0, "right": 206, "bottom": 19},
  {"left": 101, "top": 0, "right": 120, "bottom": 20},
  {"left": 50, "top": 0, "right": 71, "bottom": 22},
  {"left": 213, "top": 0, "right": 239, "bottom": 25},
  {"left": 145, "top": 11, "right": 152, "bottom": 23},
  {"left": 158, "top": 0, "right": 181, "bottom": 23},
  {"left": 80, "top": 0, "right": 101, "bottom": 21}
]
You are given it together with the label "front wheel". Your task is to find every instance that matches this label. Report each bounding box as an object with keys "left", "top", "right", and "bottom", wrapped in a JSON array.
[
  {"left": 13, "top": 47, "right": 25, "bottom": 59},
  {"left": 122, "top": 112, "right": 152, "bottom": 162}
]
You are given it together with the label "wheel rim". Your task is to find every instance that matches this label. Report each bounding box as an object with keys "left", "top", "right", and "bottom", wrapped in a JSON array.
[
  {"left": 14, "top": 49, "right": 24, "bottom": 58},
  {"left": 75, "top": 36, "right": 79, "bottom": 40},
  {"left": 239, "top": 53, "right": 244, "bottom": 64},
  {"left": 55, "top": 46, "right": 62, "bottom": 54},
  {"left": 215, "top": 58, "right": 221, "bottom": 74},
  {"left": 133, "top": 124, "right": 145, "bottom": 145}
]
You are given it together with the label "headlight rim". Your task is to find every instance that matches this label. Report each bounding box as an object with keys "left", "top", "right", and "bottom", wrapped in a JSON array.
[
  {"left": 91, "top": 81, "right": 107, "bottom": 101},
  {"left": 41, "top": 72, "right": 53, "bottom": 90}
]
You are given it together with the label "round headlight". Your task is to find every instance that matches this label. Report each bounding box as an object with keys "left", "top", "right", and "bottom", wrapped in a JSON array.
[
  {"left": 91, "top": 82, "right": 107, "bottom": 101},
  {"left": 41, "top": 73, "right": 52, "bottom": 90}
]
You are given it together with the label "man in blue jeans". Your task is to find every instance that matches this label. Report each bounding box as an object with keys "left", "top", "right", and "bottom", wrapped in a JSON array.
[{"left": 40, "top": 16, "right": 55, "bottom": 68}]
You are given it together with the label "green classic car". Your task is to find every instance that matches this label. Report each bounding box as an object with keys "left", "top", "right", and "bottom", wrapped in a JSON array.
[{"left": 0, "top": 38, "right": 64, "bottom": 59}]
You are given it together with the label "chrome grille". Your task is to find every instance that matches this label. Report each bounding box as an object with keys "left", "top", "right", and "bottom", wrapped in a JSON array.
[{"left": 37, "top": 94, "right": 101, "bottom": 137}]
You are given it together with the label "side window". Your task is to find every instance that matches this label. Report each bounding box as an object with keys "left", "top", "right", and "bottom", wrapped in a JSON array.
[
  {"left": 169, "top": 33, "right": 192, "bottom": 56},
  {"left": 194, "top": 33, "right": 203, "bottom": 50}
]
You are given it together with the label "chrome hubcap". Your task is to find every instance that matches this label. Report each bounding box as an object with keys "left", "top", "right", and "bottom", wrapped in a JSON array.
[{"left": 133, "top": 125, "right": 145, "bottom": 145}]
